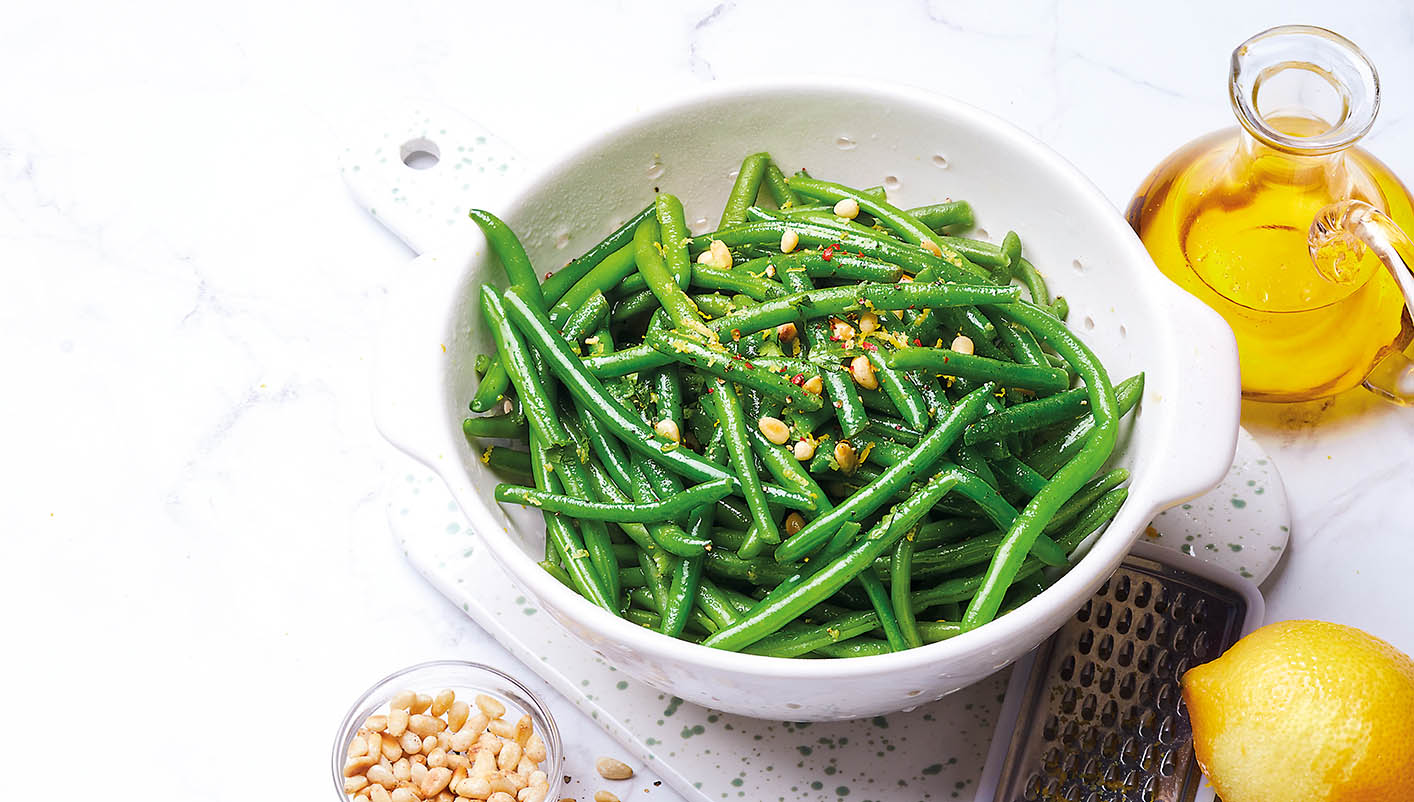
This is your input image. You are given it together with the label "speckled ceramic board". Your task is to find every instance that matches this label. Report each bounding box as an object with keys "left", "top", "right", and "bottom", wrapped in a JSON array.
[{"left": 388, "top": 429, "right": 1288, "bottom": 802}]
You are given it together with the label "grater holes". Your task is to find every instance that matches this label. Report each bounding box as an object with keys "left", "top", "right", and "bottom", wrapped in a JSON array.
[
  {"left": 1137, "top": 644, "right": 1159, "bottom": 673},
  {"left": 1134, "top": 580, "right": 1153, "bottom": 608},
  {"left": 1153, "top": 586, "right": 1170, "bottom": 615},
  {"left": 1120, "top": 737, "right": 1139, "bottom": 765},
  {"left": 1172, "top": 623, "right": 1192, "bottom": 655},
  {"left": 1118, "top": 673, "right": 1137, "bottom": 700},
  {"left": 1077, "top": 629, "right": 1095, "bottom": 655},
  {"left": 1116, "top": 640, "right": 1135, "bottom": 667},
  {"left": 1098, "top": 578, "right": 1111, "bottom": 597},
  {"left": 1138, "top": 709, "right": 1159, "bottom": 740},
  {"left": 1154, "top": 648, "right": 1174, "bottom": 680},
  {"left": 1044, "top": 778, "right": 1063, "bottom": 800},
  {"left": 1139, "top": 743, "right": 1158, "bottom": 772},
  {"left": 1170, "top": 591, "right": 1189, "bottom": 621},
  {"left": 1078, "top": 660, "right": 1095, "bottom": 688},
  {"left": 1096, "top": 633, "right": 1114, "bottom": 660},
  {"left": 1135, "top": 612, "right": 1155, "bottom": 640},
  {"left": 1159, "top": 748, "right": 1178, "bottom": 777},
  {"left": 1174, "top": 655, "right": 1193, "bottom": 678},
  {"left": 1155, "top": 682, "right": 1175, "bottom": 712},
  {"left": 1061, "top": 751, "right": 1080, "bottom": 778},
  {"left": 1190, "top": 597, "right": 1209, "bottom": 626},
  {"left": 1100, "top": 699, "right": 1119, "bottom": 727},
  {"left": 1100, "top": 731, "right": 1121, "bottom": 758},
  {"left": 1061, "top": 719, "right": 1081, "bottom": 747},
  {"left": 1155, "top": 619, "right": 1175, "bottom": 648},
  {"left": 1122, "top": 704, "right": 1142, "bottom": 732},
  {"left": 1113, "top": 574, "right": 1131, "bottom": 602},
  {"left": 1080, "top": 692, "right": 1098, "bottom": 722},
  {"left": 1043, "top": 746, "right": 1063, "bottom": 774},
  {"left": 1058, "top": 654, "right": 1076, "bottom": 681},
  {"left": 1061, "top": 686, "right": 1079, "bottom": 714},
  {"left": 1158, "top": 714, "right": 1178, "bottom": 745},
  {"left": 1114, "top": 607, "right": 1133, "bottom": 635},
  {"left": 1139, "top": 676, "right": 1161, "bottom": 707},
  {"left": 1084, "top": 793, "right": 1101, "bottom": 802},
  {"left": 1141, "top": 775, "right": 1159, "bottom": 802},
  {"left": 1080, "top": 728, "right": 1098, "bottom": 754},
  {"left": 1023, "top": 774, "right": 1044, "bottom": 801},
  {"left": 1193, "top": 629, "right": 1211, "bottom": 660},
  {"left": 1081, "top": 756, "right": 1101, "bottom": 784},
  {"left": 1098, "top": 666, "right": 1116, "bottom": 694},
  {"left": 1095, "top": 601, "right": 1113, "bottom": 628},
  {"left": 1076, "top": 599, "right": 1093, "bottom": 622},
  {"left": 1123, "top": 769, "right": 1141, "bottom": 793}
]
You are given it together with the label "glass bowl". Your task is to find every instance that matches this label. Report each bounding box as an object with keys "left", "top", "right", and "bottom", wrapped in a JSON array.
[{"left": 330, "top": 660, "right": 563, "bottom": 801}]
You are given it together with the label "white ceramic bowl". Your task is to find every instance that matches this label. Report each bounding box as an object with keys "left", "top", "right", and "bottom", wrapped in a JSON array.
[{"left": 370, "top": 80, "right": 1240, "bottom": 720}]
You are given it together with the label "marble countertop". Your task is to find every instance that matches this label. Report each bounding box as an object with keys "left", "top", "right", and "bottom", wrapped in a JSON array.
[{"left": 6, "top": 1, "right": 1413, "bottom": 799}]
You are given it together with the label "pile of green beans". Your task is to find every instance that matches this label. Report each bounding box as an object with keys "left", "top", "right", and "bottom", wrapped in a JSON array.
[{"left": 463, "top": 151, "right": 1143, "bottom": 658}]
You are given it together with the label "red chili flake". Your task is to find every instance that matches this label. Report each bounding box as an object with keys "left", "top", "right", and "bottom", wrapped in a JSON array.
[
  {"left": 790, "top": 373, "right": 805, "bottom": 386},
  {"left": 706, "top": 387, "right": 715, "bottom": 393},
  {"left": 744, "top": 362, "right": 754, "bottom": 369},
  {"left": 862, "top": 342, "right": 878, "bottom": 351},
  {"left": 821, "top": 243, "right": 843, "bottom": 261},
  {"left": 913, "top": 338, "right": 923, "bottom": 346}
]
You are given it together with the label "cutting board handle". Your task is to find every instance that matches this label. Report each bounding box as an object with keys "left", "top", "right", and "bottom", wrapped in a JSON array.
[{"left": 340, "top": 100, "right": 524, "bottom": 253}]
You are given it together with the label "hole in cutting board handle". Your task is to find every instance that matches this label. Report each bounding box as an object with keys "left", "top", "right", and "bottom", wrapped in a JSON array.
[{"left": 400, "top": 137, "right": 441, "bottom": 169}]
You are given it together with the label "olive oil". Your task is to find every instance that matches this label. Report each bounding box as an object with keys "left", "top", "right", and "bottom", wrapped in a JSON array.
[{"left": 1128, "top": 119, "right": 1414, "bottom": 401}]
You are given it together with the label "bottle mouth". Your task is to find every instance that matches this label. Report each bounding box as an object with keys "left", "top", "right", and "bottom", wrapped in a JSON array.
[{"left": 1230, "top": 25, "right": 1380, "bottom": 156}]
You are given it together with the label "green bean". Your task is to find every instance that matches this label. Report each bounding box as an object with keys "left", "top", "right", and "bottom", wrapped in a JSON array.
[
  {"left": 786, "top": 175, "right": 972, "bottom": 271},
  {"left": 540, "top": 560, "right": 575, "bottom": 590},
  {"left": 994, "top": 454, "right": 1048, "bottom": 497},
  {"left": 863, "top": 348, "right": 930, "bottom": 430},
  {"left": 610, "top": 288, "right": 658, "bottom": 322},
  {"left": 634, "top": 219, "right": 716, "bottom": 340},
  {"left": 480, "top": 286, "right": 569, "bottom": 446},
  {"left": 474, "top": 353, "right": 491, "bottom": 376},
  {"left": 692, "top": 293, "right": 740, "bottom": 318},
  {"left": 1026, "top": 372, "right": 1144, "bottom": 477},
  {"left": 857, "top": 568, "right": 908, "bottom": 651},
  {"left": 938, "top": 235, "right": 1008, "bottom": 270},
  {"left": 495, "top": 477, "right": 732, "bottom": 523},
  {"left": 500, "top": 287, "right": 817, "bottom": 511},
  {"left": 690, "top": 262, "right": 787, "bottom": 300},
  {"left": 655, "top": 194, "right": 693, "bottom": 289},
  {"left": 548, "top": 449, "right": 621, "bottom": 604},
  {"left": 541, "top": 204, "right": 655, "bottom": 302},
  {"left": 560, "top": 289, "right": 609, "bottom": 345},
  {"left": 531, "top": 442, "right": 615, "bottom": 611},
  {"left": 762, "top": 161, "right": 800, "bottom": 208},
  {"left": 708, "top": 379, "right": 780, "bottom": 555},
  {"left": 479, "top": 445, "right": 532, "bottom": 477},
  {"left": 887, "top": 347, "right": 1070, "bottom": 395},
  {"left": 1045, "top": 469, "right": 1129, "bottom": 534},
  {"left": 960, "top": 302, "right": 1120, "bottom": 630},
  {"left": 891, "top": 533, "right": 922, "bottom": 648},
  {"left": 651, "top": 365, "right": 684, "bottom": 430},
  {"left": 744, "top": 608, "right": 881, "bottom": 657},
  {"left": 462, "top": 415, "right": 527, "bottom": 440},
  {"left": 661, "top": 555, "right": 704, "bottom": 637},
  {"left": 646, "top": 329, "right": 824, "bottom": 411},
  {"left": 907, "top": 201, "right": 975, "bottom": 232},
  {"left": 549, "top": 243, "right": 638, "bottom": 325},
  {"left": 774, "top": 383, "right": 996, "bottom": 564},
  {"left": 988, "top": 309, "right": 1049, "bottom": 368},
  {"left": 721, "top": 153, "right": 770, "bottom": 229},
  {"left": 1014, "top": 256, "right": 1051, "bottom": 307}
]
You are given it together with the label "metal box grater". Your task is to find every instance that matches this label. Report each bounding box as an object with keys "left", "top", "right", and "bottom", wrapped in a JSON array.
[{"left": 977, "top": 543, "right": 1265, "bottom": 802}]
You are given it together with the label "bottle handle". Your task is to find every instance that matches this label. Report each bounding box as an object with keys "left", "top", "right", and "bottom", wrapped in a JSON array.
[{"left": 1309, "top": 199, "right": 1414, "bottom": 404}]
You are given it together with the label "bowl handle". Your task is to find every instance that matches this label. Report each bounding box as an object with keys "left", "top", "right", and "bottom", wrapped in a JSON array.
[
  {"left": 346, "top": 101, "right": 526, "bottom": 469},
  {"left": 340, "top": 100, "right": 524, "bottom": 254},
  {"left": 1146, "top": 280, "right": 1242, "bottom": 506}
]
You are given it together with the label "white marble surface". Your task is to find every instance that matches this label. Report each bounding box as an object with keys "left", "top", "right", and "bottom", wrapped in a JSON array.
[{"left": 5, "top": 2, "right": 1414, "bottom": 799}]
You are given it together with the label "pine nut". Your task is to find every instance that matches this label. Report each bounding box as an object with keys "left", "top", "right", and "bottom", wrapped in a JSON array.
[
  {"left": 513, "top": 715, "right": 533, "bottom": 745},
  {"left": 410, "top": 715, "right": 447, "bottom": 738},
  {"left": 354, "top": 793, "right": 370, "bottom": 802},
  {"left": 758, "top": 416, "right": 790, "bottom": 445},
  {"left": 401, "top": 730, "right": 424, "bottom": 755},
  {"left": 411, "top": 694, "right": 433, "bottom": 715},
  {"left": 350, "top": 736, "right": 370, "bottom": 759},
  {"left": 951, "top": 334, "right": 974, "bottom": 355},
  {"left": 594, "top": 792, "right": 621, "bottom": 802},
  {"left": 345, "top": 754, "right": 379, "bottom": 777},
  {"left": 489, "top": 793, "right": 516, "bottom": 802},
  {"left": 471, "top": 749, "right": 496, "bottom": 778},
  {"left": 831, "top": 319, "right": 856, "bottom": 340},
  {"left": 519, "top": 787, "right": 548, "bottom": 802},
  {"left": 706, "top": 239, "right": 732, "bottom": 268},
  {"left": 793, "top": 438, "right": 816, "bottom": 461},
  {"left": 456, "top": 776, "right": 492, "bottom": 798},
  {"left": 387, "top": 708, "right": 411, "bottom": 738},
  {"left": 438, "top": 792, "right": 455, "bottom": 802},
  {"left": 431, "top": 689, "right": 454, "bottom": 717},
  {"left": 346, "top": 775, "right": 371, "bottom": 794},
  {"left": 802, "top": 375, "right": 823, "bottom": 395},
  {"left": 595, "top": 757, "right": 634, "bottom": 781},
  {"left": 528, "top": 771, "right": 547, "bottom": 788},
  {"left": 834, "top": 440, "right": 857, "bottom": 473},
  {"left": 369, "top": 786, "right": 392, "bottom": 802},
  {"left": 366, "top": 715, "right": 390, "bottom": 733},
  {"left": 382, "top": 733, "right": 404, "bottom": 762},
  {"left": 858, "top": 312, "right": 879, "bottom": 333},
  {"left": 783, "top": 512, "right": 806, "bottom": 536},
  {"left": 429, "top": 747, "right": 448, "bottom": 768},
  {"left": 653, "top": 418, "right": 680, "bottom": 443},
  {"left": 390, "top": 691, "right": 418, "bottom": 712},
  {"left": 366, "top": 732, "right": 385, "bottom": 761},
  {"left": 780, "top": 229, "right": 800, "bottom": 253},
  {"left": 451, "top": 729, "right": 476, "bottom": 752},
  {"left": 849, "top": 355, "right": 878, "bottom": 389},
  {"left": 438, "top": 730, "right": 454, "bottom": 751},
  {"left": 447, "top": 701, "right": 471, "bottom": 732},
  {"left": 367, "top": 764, "right": 398, "bottom": 789},
  {"left": 411, "top": 762, "right": 429, "bottom": 787},
  {"left": 921, "top": 240, "right": 943, "bottom": 258},
  {"left": 475, "top": 695, "right": 507, "bottom": 720},
  {"left": 390, "top": 789, "right": 418, "bottom": 802},
  {"left": 462, "top": 711, "right": 489, "bottom": 736},
  {"left": 423, "top": 735, "right": 439, "bottom": 754},
  {"left": 523, "top": 734, "right": 547, "bottom": 763},
  {"left": 478, "top": 732, "right": 503, "bottom": 755},
  {"left": 497, "top": 741, "right": 523, "bottom": 772},
  {"left": 487, "top": 719, "right": 515, "bottom": 739},
  {"left": 776, "top": 322, "right": 797, "bottom": 342},
  {"left": 516, "top": 756, "right": 536, "bottom": 775},
  {"left": 422, "top": 767, "right": 454, "bottom": 797},
  {"left": 449, "top": 752, "right": 470, "bottom": 772},
  {"left": 393, "top": 758, "right": 412, "bottom": 782},
  {"left": 833, "top": 198, "right": 860, "bottom": 219},
  {"left": 411, "top": 753, "right": 427, "bottom": 766},
  {"left": 490, "top": 774, "right": 522, "bottom": 794}
]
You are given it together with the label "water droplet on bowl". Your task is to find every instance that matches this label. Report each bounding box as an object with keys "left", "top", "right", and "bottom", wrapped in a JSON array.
[
  {"left": 554, "top": 231, "right": 570, "bottom": 249},
  {"left": 647, "top": 159, "right": 665, "bottom": 180},
  {"left": 835, "top": 136, "right": 857, "bottom": 151},
  {"left": 883, "top": 175, "right": 901, "bottom": 191},
  {"left": 1119, "top": 325, "right": 1128, "bottom": 337},
  {"left": 932, "top": 154, "right": 949, "bottom": 168},
  {"left": 1072, "top": 258, "right": 1085, "bottom": 272},
  {"left": 690, "top": 217, "right": 711, "bottom": 235},
  {"left": 974, "top": 227, "right": 990, "bottom": 240},
  {"left": 1084, "top": 316, "right": 1096, "bottom": 330}
]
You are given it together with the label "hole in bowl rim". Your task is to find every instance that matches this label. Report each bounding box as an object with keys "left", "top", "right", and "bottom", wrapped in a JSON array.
[{"left": 329, "top": 659, "right": 563, "bottom": 801}]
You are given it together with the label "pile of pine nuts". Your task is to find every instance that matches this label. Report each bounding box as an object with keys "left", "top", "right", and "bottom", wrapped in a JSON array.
[{"left": 343, "top": 688, "right": 551, "bottom": 802}]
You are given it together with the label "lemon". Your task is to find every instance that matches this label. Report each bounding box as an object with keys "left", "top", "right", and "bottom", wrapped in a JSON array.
[{"left": 1182, "top": 620, "right": 1414, "bottom": 802}]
